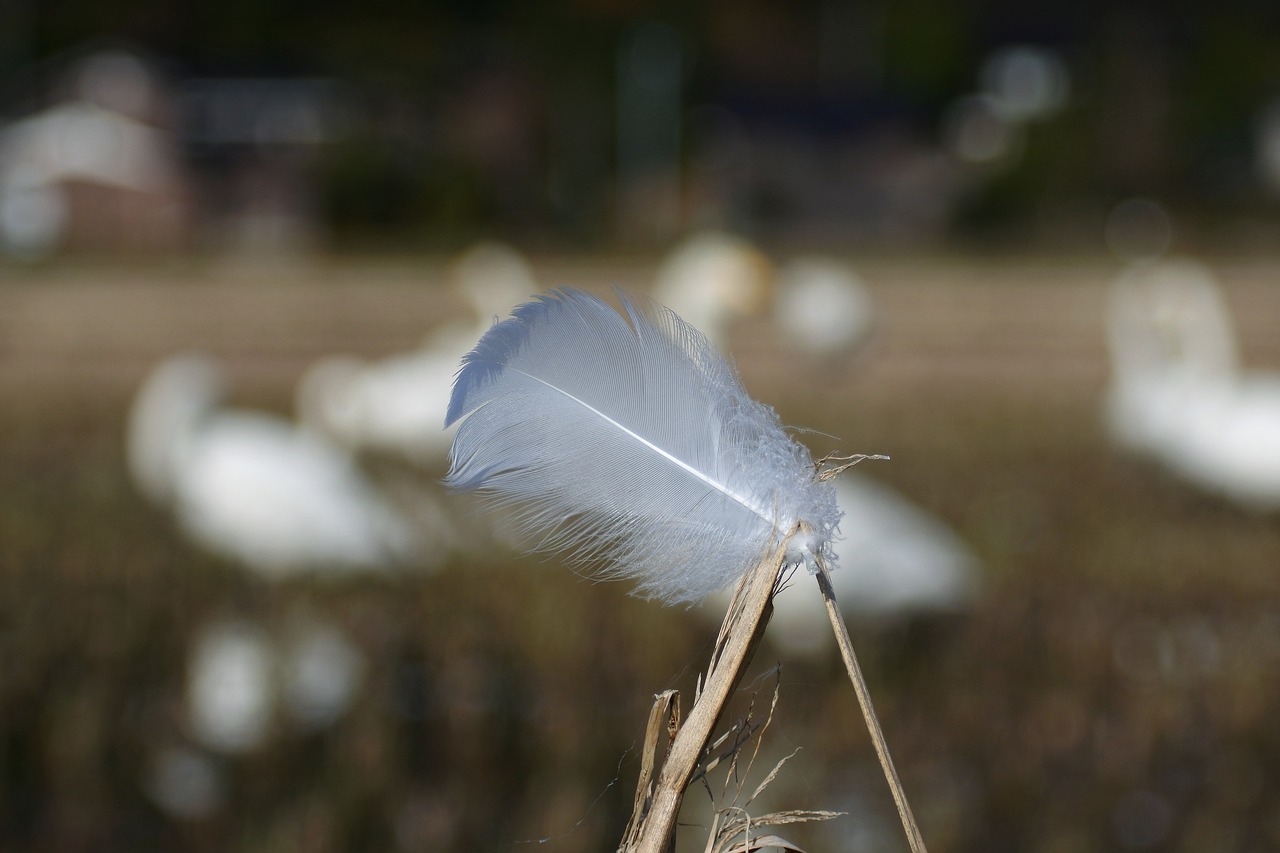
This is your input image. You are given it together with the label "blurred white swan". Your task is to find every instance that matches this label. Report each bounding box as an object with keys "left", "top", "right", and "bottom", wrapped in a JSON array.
[
  {"left": 651, "top": 231, "right": 773, "bottom": 350},
  {"left": 774, "top": 256, "right": 876, "bottom": 356},
  {"left": 296, "top": 241, "right": 535, "bottom": 466},
  {"left": 702, "top": 475, "right": 980, "bottom": 658},
  {"left": 768, "top": 476, "right": 980, "bottom": 656},
  {"left": 1104, "top": 259, "right": 1280, "bottom": 511},
  {"left": 184, "top": 610, "right": 366, "bottom": 754},
  {"left": 1104, "top": 260, "right": 1233, "bottom": 457},
  {"left": 278, "top": 611, "right": 367, "bottom": 729},
  {"left": 185, "top": 618, "right": 275, "bottom": 753},
  {"left": 128, "top": 353, "right": 420, "bottom": 576}
]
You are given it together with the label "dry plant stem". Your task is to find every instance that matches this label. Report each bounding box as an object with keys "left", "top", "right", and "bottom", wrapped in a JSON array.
[
  {"left": 622, "top": 530, "right": 796, "bottom": 853},
  {"left": 620, "top": 690, "right": 680, "bottom": 848},
  {"left": 814, "top": 560, "right": 928, "bottom": 853}
]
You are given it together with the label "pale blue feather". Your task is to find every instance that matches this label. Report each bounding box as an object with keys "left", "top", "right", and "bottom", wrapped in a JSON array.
[{"left": 445, "top": 288, "right": 840, "bottom": 603}]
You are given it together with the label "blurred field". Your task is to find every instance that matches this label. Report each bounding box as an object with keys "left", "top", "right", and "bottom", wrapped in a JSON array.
[{"left": 3, "top": 253, "right": 1280, "bottom": 852}]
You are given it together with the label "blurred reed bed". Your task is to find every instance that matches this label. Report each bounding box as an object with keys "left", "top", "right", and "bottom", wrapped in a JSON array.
[{"left": 2, "top": 255, "right": 1280, "bottom": 851}]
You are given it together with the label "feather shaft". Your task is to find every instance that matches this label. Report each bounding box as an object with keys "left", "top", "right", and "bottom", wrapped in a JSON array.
[{"left": 508, "top": 364, "right": 766, "bottom": 520}]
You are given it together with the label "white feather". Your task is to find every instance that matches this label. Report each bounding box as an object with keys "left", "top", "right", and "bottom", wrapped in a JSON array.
[{"left": 445, "top": 288, "right": 840, "bottom": 603}]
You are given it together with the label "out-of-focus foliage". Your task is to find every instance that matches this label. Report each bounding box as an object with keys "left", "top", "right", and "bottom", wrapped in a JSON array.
[{"left": 4, "top": 3, "right": 1280, "bottom": 249}]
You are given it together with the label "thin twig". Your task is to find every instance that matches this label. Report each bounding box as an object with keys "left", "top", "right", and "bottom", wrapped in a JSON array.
[{"left": 813, "top": 556, "right": 928, "bottom": 853}]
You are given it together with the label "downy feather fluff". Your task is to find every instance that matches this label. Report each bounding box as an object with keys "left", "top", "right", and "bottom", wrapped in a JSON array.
[{"left": 444, "top": 288, "right": 840, "bottom": 603}]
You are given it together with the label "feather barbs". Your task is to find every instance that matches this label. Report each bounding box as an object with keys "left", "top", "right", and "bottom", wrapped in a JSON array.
[{"left": 444, "top": 288, "right": 840, "bottom": 604}]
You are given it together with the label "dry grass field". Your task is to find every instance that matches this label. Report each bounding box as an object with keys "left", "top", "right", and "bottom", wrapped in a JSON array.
[{"left": 2, "top": 251, "right": 1280, "bottom": 851}]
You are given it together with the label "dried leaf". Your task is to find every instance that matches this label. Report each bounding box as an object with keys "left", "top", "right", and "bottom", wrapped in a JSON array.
[
  {"left": 748, "top": 748, "right": 802, "bottom": 805},
  {"left": 719, "top": 833, "right": 807, "bottom": 852}
]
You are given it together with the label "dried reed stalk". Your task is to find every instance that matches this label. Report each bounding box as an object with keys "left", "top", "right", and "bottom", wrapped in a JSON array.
[
  {"left": 814, "top": 558, "right": 928, "bottom": 853},
  {"left": 619, "top": 529, "right": 796, "bottom": 852},
  {"left": 619, "top": 521, "right": 929, "bottom": 853}
]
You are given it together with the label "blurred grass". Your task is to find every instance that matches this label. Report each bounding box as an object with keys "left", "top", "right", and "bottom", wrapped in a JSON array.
[{"left": 2, "top": 252, "right": 1280, "bottom": 851}]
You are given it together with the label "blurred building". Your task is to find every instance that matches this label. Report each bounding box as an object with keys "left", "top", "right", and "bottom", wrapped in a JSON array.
[
  {"left": 177, "top": 76, "right": 353, "bottom": 251},
  {"left": 0, "top": 43, "right": 357, "bottom": 259},
  {"left": 0, "top": 48, "right": 193, "bottom": 258}
]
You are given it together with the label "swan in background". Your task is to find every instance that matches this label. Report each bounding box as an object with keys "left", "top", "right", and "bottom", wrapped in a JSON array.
[
  {"left": 151, "top": 608, "right": 369, "bottom": 817},
  {"left": 296, "top": 241, "right": 536, "bottom": 467},
  {"left": 185, "top": 618, "right": 275, "bottom": 753},
  {"left": 184, "top": 610, "right": 366, "bottom": 754},
  {"left": 128, "top": 353, "right": 423, "bottom": 576},
  {"left": 651, "top": 231, "right": 774, "bottom": 350},
  {"left": 449, "top": 239, "right": 540, "bottom": 327},
  {"left": 652, "top": 239, "right": 875, "bottom": 358},
  {"left": 766, "top": 475, "right": 980, "bottom": 657},
  {"left": 1104, "top": 259, "right": 1280, "bottom": 511},
  {"left": 295, "top": 338, "right": 463, "bottom": 468},
  {"left": 774, "top": 256, "right": 876, "bottom": 356},
  {"left": 700, "top": 474, "right": 981, "bottom": 658},
  {"left": 278, "top": 610, "right": 368, "bottom": 730},
  {"left": 1104, "top": 260, "right": 1235, "bottom": 457}
]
